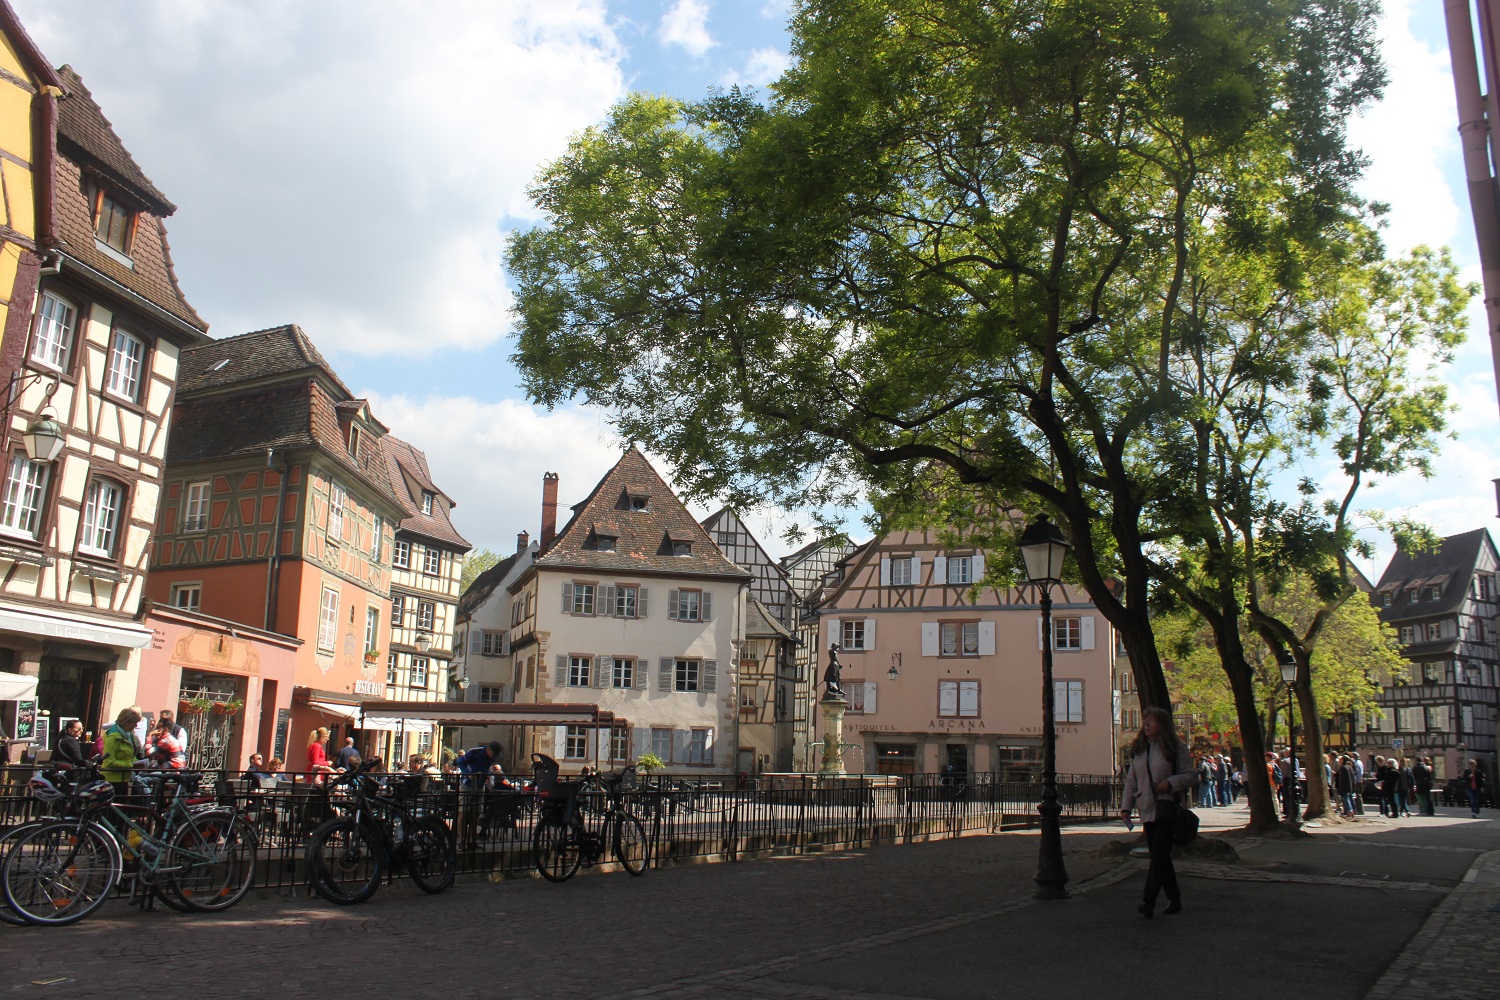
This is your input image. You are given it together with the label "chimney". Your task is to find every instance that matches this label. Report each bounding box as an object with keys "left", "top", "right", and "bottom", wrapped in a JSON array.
[
  {"left": 540, "top": 473, "right": 559, "bottom": 546},
  {"left": 516, "top": 529, "right": 530, "bottom": 553}
]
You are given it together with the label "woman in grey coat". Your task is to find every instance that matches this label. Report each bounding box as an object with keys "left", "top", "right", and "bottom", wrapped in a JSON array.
[{"left": 1119, "top": 706, "right": 1195, "bottom": 918}]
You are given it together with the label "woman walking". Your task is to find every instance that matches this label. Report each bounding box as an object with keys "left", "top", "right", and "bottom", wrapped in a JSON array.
[
  {"left": 1463, "top": 758, "right": 1487, "bottom": 818},
  {"left": 1119, "top": 706, "right": 1195, "bottom": 919}
]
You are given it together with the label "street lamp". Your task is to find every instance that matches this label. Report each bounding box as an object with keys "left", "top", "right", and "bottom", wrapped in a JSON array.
[
  {"left": 4, "top": 369, "right": 65, "bottom": 464},
  {"left": 414, "top": 631, "right": 433, "bottom": 653},
  {"left": 888, "top": 652, "right": 901, "bottom": 681},
  {"left": 1019, "top": 513, "right": 1072, "bottom": 900},
  {"left": 1279, "top": 653, "right": 1299, "bottom": 831}
]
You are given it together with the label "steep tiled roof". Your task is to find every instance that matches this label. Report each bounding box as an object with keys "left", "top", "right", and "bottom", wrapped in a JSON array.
[
  {"left": 535, "top": 448, "right": 750, "bottom": 580},
  {"left": 55, "top": 66, "right": 174, "bottom": 212},
  {"left": 1373, "top": 529, "right": 1495, "bottom": 624},
  {"left": 50, "top": 76, "right": 207, "bottom": 334},
  {"left": 745, "top": 598, "right": 796, "bottom": 641},
  {"left": 178, "top": 324, "right": 350, "bottom": 396},
  {"left": 457, "top": 547, "right": 529, "bottom": 619},
  {"left": 382, "top": 435, "right": 471, "bottom": 551},
  {"left": 166, "top": 380, "right": 316, "bottom": 463}
]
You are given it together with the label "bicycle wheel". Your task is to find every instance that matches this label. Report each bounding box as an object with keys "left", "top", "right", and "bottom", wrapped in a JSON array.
[
  {"left": 0, "top": 821, "right": 50, "bottom": 925},
  {"left": 612, "top": 812, "right": 649, "bottom": 876},
  {"left": 531, "top": 817, "right": 582, "bottom": 883},
  {"left": 306, "top": 818, "right": 383, "bottom": 904},
  {"left": 404, "top": 816, "right": 456, "bottom": 894},
  {"left": 2, "top": 821, "right": 121, "bottom": 926},
  {"left": 164, "top": 811, "right": 258, "bottom": 912}
]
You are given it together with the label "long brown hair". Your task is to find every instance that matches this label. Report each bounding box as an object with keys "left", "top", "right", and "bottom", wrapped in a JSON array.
[{"left": 1129, "top": 706, "right": 1181, "bottom": 758}]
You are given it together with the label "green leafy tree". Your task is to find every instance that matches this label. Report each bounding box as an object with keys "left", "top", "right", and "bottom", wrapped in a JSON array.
[
  {"left": 460, "top": 549, "right": 501, "bottom": 594},
  {"left": 507, "top": 0, "right": 1386, "bottom": 829}
]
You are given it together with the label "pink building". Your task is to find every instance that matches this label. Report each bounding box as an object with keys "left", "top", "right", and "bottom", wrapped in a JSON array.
[{"left": 814, "top": 530, "right": 1118, "bottom": 777}]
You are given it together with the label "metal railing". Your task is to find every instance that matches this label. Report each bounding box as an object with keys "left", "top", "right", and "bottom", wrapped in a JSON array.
[{"left": 0, "top": 767, "right": 1122, "bottom": 891}]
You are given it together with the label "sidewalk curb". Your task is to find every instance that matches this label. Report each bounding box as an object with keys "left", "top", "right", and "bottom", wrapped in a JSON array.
[{"left": 1363, "top": 848, "right": 1500, "bottom": 1000}]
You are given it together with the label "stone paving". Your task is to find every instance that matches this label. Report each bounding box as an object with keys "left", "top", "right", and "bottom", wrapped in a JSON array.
[{"left": 0, "top": 802, "right": 1494, "bottom": 999}]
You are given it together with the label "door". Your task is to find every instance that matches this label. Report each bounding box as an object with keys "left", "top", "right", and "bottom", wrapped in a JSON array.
[{"left": 36, "top": 658, "right": 105, "bottom": 735}]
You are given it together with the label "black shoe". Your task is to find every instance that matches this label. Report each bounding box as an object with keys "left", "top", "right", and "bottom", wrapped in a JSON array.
[
  {"left": 1163, "top": 899, "right": 1182, "bottom": 915},
  {"left": 1138, "top": 903, "right": 1153, "bottom": 920}
]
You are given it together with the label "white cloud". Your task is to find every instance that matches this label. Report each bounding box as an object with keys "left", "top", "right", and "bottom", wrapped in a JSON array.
[
  {"left": 13, "top": 0, "right": 626, "bottom": 356},
  {"left": 659, "top": 0, "right": 716, "bottom": 57},
  {"left": 722, "top": 47, "right": 791, "bottom": 88}
]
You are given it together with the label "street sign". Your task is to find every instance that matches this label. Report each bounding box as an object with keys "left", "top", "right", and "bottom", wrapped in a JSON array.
[{"left": 1392, "top": 738, "right": 1403, "bottom": 749}]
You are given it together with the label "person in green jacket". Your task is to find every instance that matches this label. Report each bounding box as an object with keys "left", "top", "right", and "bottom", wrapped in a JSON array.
[{"left": 100, "top": 706, "right": 144, "bottom": 786}]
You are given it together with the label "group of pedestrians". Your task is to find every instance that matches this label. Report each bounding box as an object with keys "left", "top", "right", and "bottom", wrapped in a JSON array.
[{"left": 1193, "top": 753, "right": 1240, "bottom": 807}]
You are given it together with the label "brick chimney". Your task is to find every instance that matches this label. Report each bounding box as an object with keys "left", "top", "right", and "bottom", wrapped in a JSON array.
[
  {"left": 540, "top": 473, "right": 559, "bottom": 547},
  {"left": 516, "top": 529, "right": 530, "bottom": 553}
]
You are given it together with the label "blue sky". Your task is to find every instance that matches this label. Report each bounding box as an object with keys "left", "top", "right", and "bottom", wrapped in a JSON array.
[{"left": 10, "top": 0, "right": 1495, "bottom": 573}]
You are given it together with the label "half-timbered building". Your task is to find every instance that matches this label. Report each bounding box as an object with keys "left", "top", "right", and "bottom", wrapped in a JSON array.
[
  {"left": 814, "top": 529, "right": 1116, "bottom": 777},
  {"left": 780, "top": 536, "right": 854, "bottom": 770},
  {"left": 506, "top": 450, "right": 750, "bottom": 775},
  {"left": 0, "top": 65, "right": 209, "bottom": 742},
  {"left": 1368, "top": 528, "right": 1500, "bottom": 781},
  {"left": 146, "top": 325, "right": 408, "bottom": 752}
]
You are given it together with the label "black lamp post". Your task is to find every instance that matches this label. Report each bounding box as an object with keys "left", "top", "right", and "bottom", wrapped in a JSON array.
[
  {"left": 1019, "top": 514, "right": 1072, "bottom": 900},
  {"left": 1279, "top": 653, "right": 1299, "bottom": 831}
]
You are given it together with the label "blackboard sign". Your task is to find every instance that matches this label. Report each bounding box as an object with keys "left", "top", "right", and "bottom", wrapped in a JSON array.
[
  {"left": 2, "top": 699, "right": 38, "bottom": 741},
  {"left": 273, "top": 708, "right": 290, "bottom": 760}
]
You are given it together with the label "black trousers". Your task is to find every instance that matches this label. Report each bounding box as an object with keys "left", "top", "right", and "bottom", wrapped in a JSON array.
[{"left": 1142, "top": 800, "right": 1180, "bottom": 907}]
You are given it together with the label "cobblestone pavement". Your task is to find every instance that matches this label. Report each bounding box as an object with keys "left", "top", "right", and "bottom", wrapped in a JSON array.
[{"left": 0, "top": 805, "right": 1494, "bottom": 999}]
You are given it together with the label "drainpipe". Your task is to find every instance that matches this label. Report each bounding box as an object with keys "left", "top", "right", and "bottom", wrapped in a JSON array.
[{"left": 263, "top": 449, "right": 293, "bottom": 632}]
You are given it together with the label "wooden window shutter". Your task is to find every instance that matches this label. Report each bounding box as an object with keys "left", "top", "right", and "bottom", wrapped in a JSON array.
[
  {"left": 864, "top": 681, "right": 878, "bottom": 714},
  {"left": 974, "top": 551, "right": 985, "bottom": 582},
  {"left": 635, "top": 655, "right": 650, "bottom": 690},
  {"left": 501, "top": 632, "right": 511, "bottom": 656},
  {"left": 911, "top": 555, "right": 921, "bottom": 584},
  {"left": 668, "top": 590, "right": 680, "bottom": 620},
  {"left": 555, "top": 654, "right": 568, "bottom": 687},
  {"left": 638, "top": 587, "right": 648, "bottom": 618},
  {"left": 632, "top": 728, "right": 649, "bottom": 759},
  {"left": 701, "top": 591, "right": 712, "bottom": 620},
  {"left": 1081, "top": 616, "right": 1096, "bottom": 650},
  {"left": 469, "top": 631, "right": 483, "bottom": 653},
  {"left": 596, "top": 655, "right": 613, "bottom": 688},
  {"left": 827, "top": 617, "right": 841, "bottom": 649},
  {"left": 562, "top": 582, "right": 574, "bottom": 614},
  {"left": 933, "top": 554, "right": 947, "bottom": 585},
  {"left": 658, "top": 657, "right": 674, "bottom": 692},
  {"left": 879, "top": 555, "right": 891, "bottom": 586},
  {"left": 921, "top": 622, "right": 939, "bottom": 657},
  {"left": 600, "top": 585, "right": 615, "bottom": 616},
  {"left": 977, "top": 621, "right": 996, "bottom": 656},
  {"left": 702, "top": 659, "right": 717, "bottom": 693},
  {"left": 863, "top": 618, "right": 876, "bottom": 650},
  {"left": 702, "top": 728, "right": 716, "bottom": 766},
  {"left": 673, "top": 729, "right": 690, "bottom": 764}
]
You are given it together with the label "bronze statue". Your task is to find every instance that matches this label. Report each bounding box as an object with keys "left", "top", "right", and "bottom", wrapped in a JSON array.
[{"left": 822, "top": 643, "right": 844, "bottom": 699}]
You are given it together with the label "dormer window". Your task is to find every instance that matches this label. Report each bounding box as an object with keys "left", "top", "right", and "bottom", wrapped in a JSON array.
[
  {"left": 421, "top": 491, "right": 434, "bottom": 515},
  {"left": 347, "top": 424, "right": 362, "bottom": 460},
  {"left": 1429, "top": 585, "right": 1442, "bottom": 601},
  {"left": 93, "top": 190, "right": 134, "bottom": 255},
  {"left": 657, "top": 531, "right": 691, "bottom": 556},
  {"left": 616, "top": 488, "right": 650, "bottom": 511},
  {"left": 1408, "top": 588, "right": 1419, "bottom": 604}
]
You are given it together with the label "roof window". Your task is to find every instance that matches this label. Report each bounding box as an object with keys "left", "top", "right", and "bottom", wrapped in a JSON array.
[{"left": 207, "top": 358, "right": 230, "bottom": 372}]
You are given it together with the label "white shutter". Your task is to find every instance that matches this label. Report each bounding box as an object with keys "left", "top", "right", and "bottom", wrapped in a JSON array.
[
  {"left": 702, "top": 659, "right": 717, "bottom": 693},
  {"left": 659, "top": 657, "right": 675, "bottom": 692},
  {"left": 959, "top": 682, "right": 979, "bottom": 716},
  {"left": 977, "top": 621, "right": 996, "bottom": 656},
  {"left": 1068, "top": 683, "right": 1083, "bottom": 722},
  {"left": 600, "top": 586, "right": 615, "bottom": 616},
  {"left": 632, "top": 728, "right": 649, "bottom": 759},
  {"left": 1081, "top": 616, "right": 1095, "bottom": 650},
  {"left": 562, "top": 583, "right": 573, "bottom": 614},
  {"left": 501, "top": 632, "right": 511, "bottom": 655},
  {"left": 638, "top": 588, "right": 649, "bottom": 618},
  {"left": 702, "top": 728, "right": 716, "bottom": 767},
  {"left": 469, "top": 631, "right": 483, "bottom": 653},
  {"left": 673, "top": 729, "right": 690, "bottom": 764},
  {"left": 933, "top": 555, "right": 948, "bottom": 585},
  {"left": 974, "top": 551, "right": 985, "bottom": 582},
  {"left": 939, "top": 681, "right": 958, "bottom": 716},
  {"left": 596, "top": 655, "right": 612, "bottom": 689},
  {"left": 668, "top": 590, "right": 680, "bottom": 620},
  {"left": 921, "top": 622, "right": 939, "bottom": 656},
  {"left": 701, "top": 591, "right": 712, "bottom": 620},
  {"left": 1438, "top": 706, "right": 1452, "bottom": 731},
  {"left": 879, "top": 555, "right": 891, "bottom": 586},
  {"left": 827, "top": 618, "right": 842, "bottom": 649},
  {"left": 911, "top": 556, "right": 922, "bottom": 585},
  {"left": 553, "top": 725, "right": 565, "bottom": 757},
  {"left": 864, "top": 618, "right": 876, "bottom": 650},
  {"left": 635, "top": 656, "right": 649, "bottom": 690},
  {"left": 864, "top": 681, "right": 878, "bottom": 715},
  {"left": 555, "top": 654, "right": 568, "bottom": 687}
]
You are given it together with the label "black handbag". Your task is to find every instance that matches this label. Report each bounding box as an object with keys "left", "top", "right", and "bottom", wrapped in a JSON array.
[{"left": 1173, "top": 803, "right": 1200, "bottom": 845}]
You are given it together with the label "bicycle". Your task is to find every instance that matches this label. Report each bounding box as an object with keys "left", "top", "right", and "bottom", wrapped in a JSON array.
[
  {"left": 530, "top": 754, "right": 648, "bottom": 883},
  {"left": 304, "top": 762, "right": 456, "bottom": 904},
  {"left": 1, "top": 767, "right": 257, "bottom": 926}
]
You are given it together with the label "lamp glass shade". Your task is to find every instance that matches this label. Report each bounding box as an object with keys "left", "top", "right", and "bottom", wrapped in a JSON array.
[
  {"left": 1018, "top": 515, "right": 1070, "bottom": 585},
  {"left": 457, "top": 674, "right": 471, "bottom": 691},
  {"left": 415, "top": 632, "right": 433, "bottom": 652},
  {"left": 887, "top": 664, "right": 899, "bottom": 680},
  {"left": 22, "top": 414, "right": 65, "bottom": 464},
  {"left": 1278, "top": 657, "right": 1297, "bottom": 684}
]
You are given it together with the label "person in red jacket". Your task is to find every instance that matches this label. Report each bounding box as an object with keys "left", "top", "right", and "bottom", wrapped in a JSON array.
[{"left": 1463, "top": 758, "right": 1488, "bottom": 819}]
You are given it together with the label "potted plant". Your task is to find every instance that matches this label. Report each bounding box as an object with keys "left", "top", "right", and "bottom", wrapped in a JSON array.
[
  {"left": 211, "top": 698, "right": 244, "bottom": 715},
  {"left": 179, "top": 697, "right": 213, "bottom": 715},
  {"left": 364, "top": 647, "right": 380, "bottom": 663}
]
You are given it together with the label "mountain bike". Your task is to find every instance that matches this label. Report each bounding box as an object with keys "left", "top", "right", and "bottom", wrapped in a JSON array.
[
  {"left": 530, "top": 756, "right": 648, "bottom": 883},
  {"left": 304, "top": 762, "right": 456, "bottom": 904},
  {"left": 2, "top": 768, "right": 256, "bottom": 926}
]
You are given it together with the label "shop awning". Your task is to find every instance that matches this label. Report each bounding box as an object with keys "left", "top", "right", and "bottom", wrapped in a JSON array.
[
  {"left": 309, "top": 700, "right": 361, "bottom": 721},
  {"left": 0, "top": 670, "right": 38, "bottom": 701},
  {"left": 0, "top": 604, "right": 152, "bottom": 650},
  {"left": 360, "top": 716, "right": 435, "bottom": 734},
  {"left": 356, "top": 700, "right": 618, "bottom": 729}
]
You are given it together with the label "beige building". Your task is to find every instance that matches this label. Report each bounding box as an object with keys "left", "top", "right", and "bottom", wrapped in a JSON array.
[{"left": 813, "top": 530, "right": 1116, "bottom": 777}]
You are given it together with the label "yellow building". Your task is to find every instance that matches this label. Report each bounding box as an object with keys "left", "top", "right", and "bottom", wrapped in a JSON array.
[{"left": 0, "top": 1, "right": 62, "bottom": 360}]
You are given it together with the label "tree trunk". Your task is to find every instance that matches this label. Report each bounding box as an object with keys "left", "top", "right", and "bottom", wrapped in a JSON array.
[
  {"left": 1295, "top": 676, "right": 1332, "bottom": 819},
  {"left": 1222, "top": 650, "right": 1279, "bottom": 830}
]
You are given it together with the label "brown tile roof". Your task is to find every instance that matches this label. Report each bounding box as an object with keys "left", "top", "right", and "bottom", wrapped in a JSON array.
[
  {"left": 382, "top": 435, "right": 471, "bottom": 551},
  {"left": 457, "top": 547, "right": 528, "bottom": 618},
  {"left": 166, "top": 380, "right": 315, "bottom": 464},
  {"left": 178, "top": 324, "right": 350, "bottom": 395},
  {"left": 745, "top": 598, "right": 796, "bottom": 641},
  {"left": 51, "top": 67, "right": 206, "bottom": 334},
  {"left": 535, "top": 448, "right": 751, "bottom": 580}
]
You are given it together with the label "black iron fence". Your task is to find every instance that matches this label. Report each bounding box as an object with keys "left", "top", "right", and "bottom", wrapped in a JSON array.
[{"left": 0, "top": 767, "right": 1121, "bottom": 891}]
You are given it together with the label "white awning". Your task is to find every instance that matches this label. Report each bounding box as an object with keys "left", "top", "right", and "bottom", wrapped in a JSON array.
[
  {"left": 360, "top": 716, "right": 435, "bottom": 734},
  {"left": 0, "top": 604, "right": 152, "bottom": 649},
  {"left": 0, "top": 670, "right": 38, "bottom": 701},
  {"left": 309, "top": 700, "right": 360, "bottom": 721}
]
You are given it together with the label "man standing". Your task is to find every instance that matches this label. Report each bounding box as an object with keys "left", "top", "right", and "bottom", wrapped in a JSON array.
[
  {"left": 1351, "top": 753, "right": 1366, "bottom": 814},
  {"left": 1216, "top": 755, "right": 1232, "bottom": 806},
  {"left": 1279, "top": 747, "right": 1301, "bottom": 820},
  {"left": 1412, "top": 756, "right": 1435, "bottom": 816},
  {"left": 335, "top": 736, "right": 361, "bottom": 770}
]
